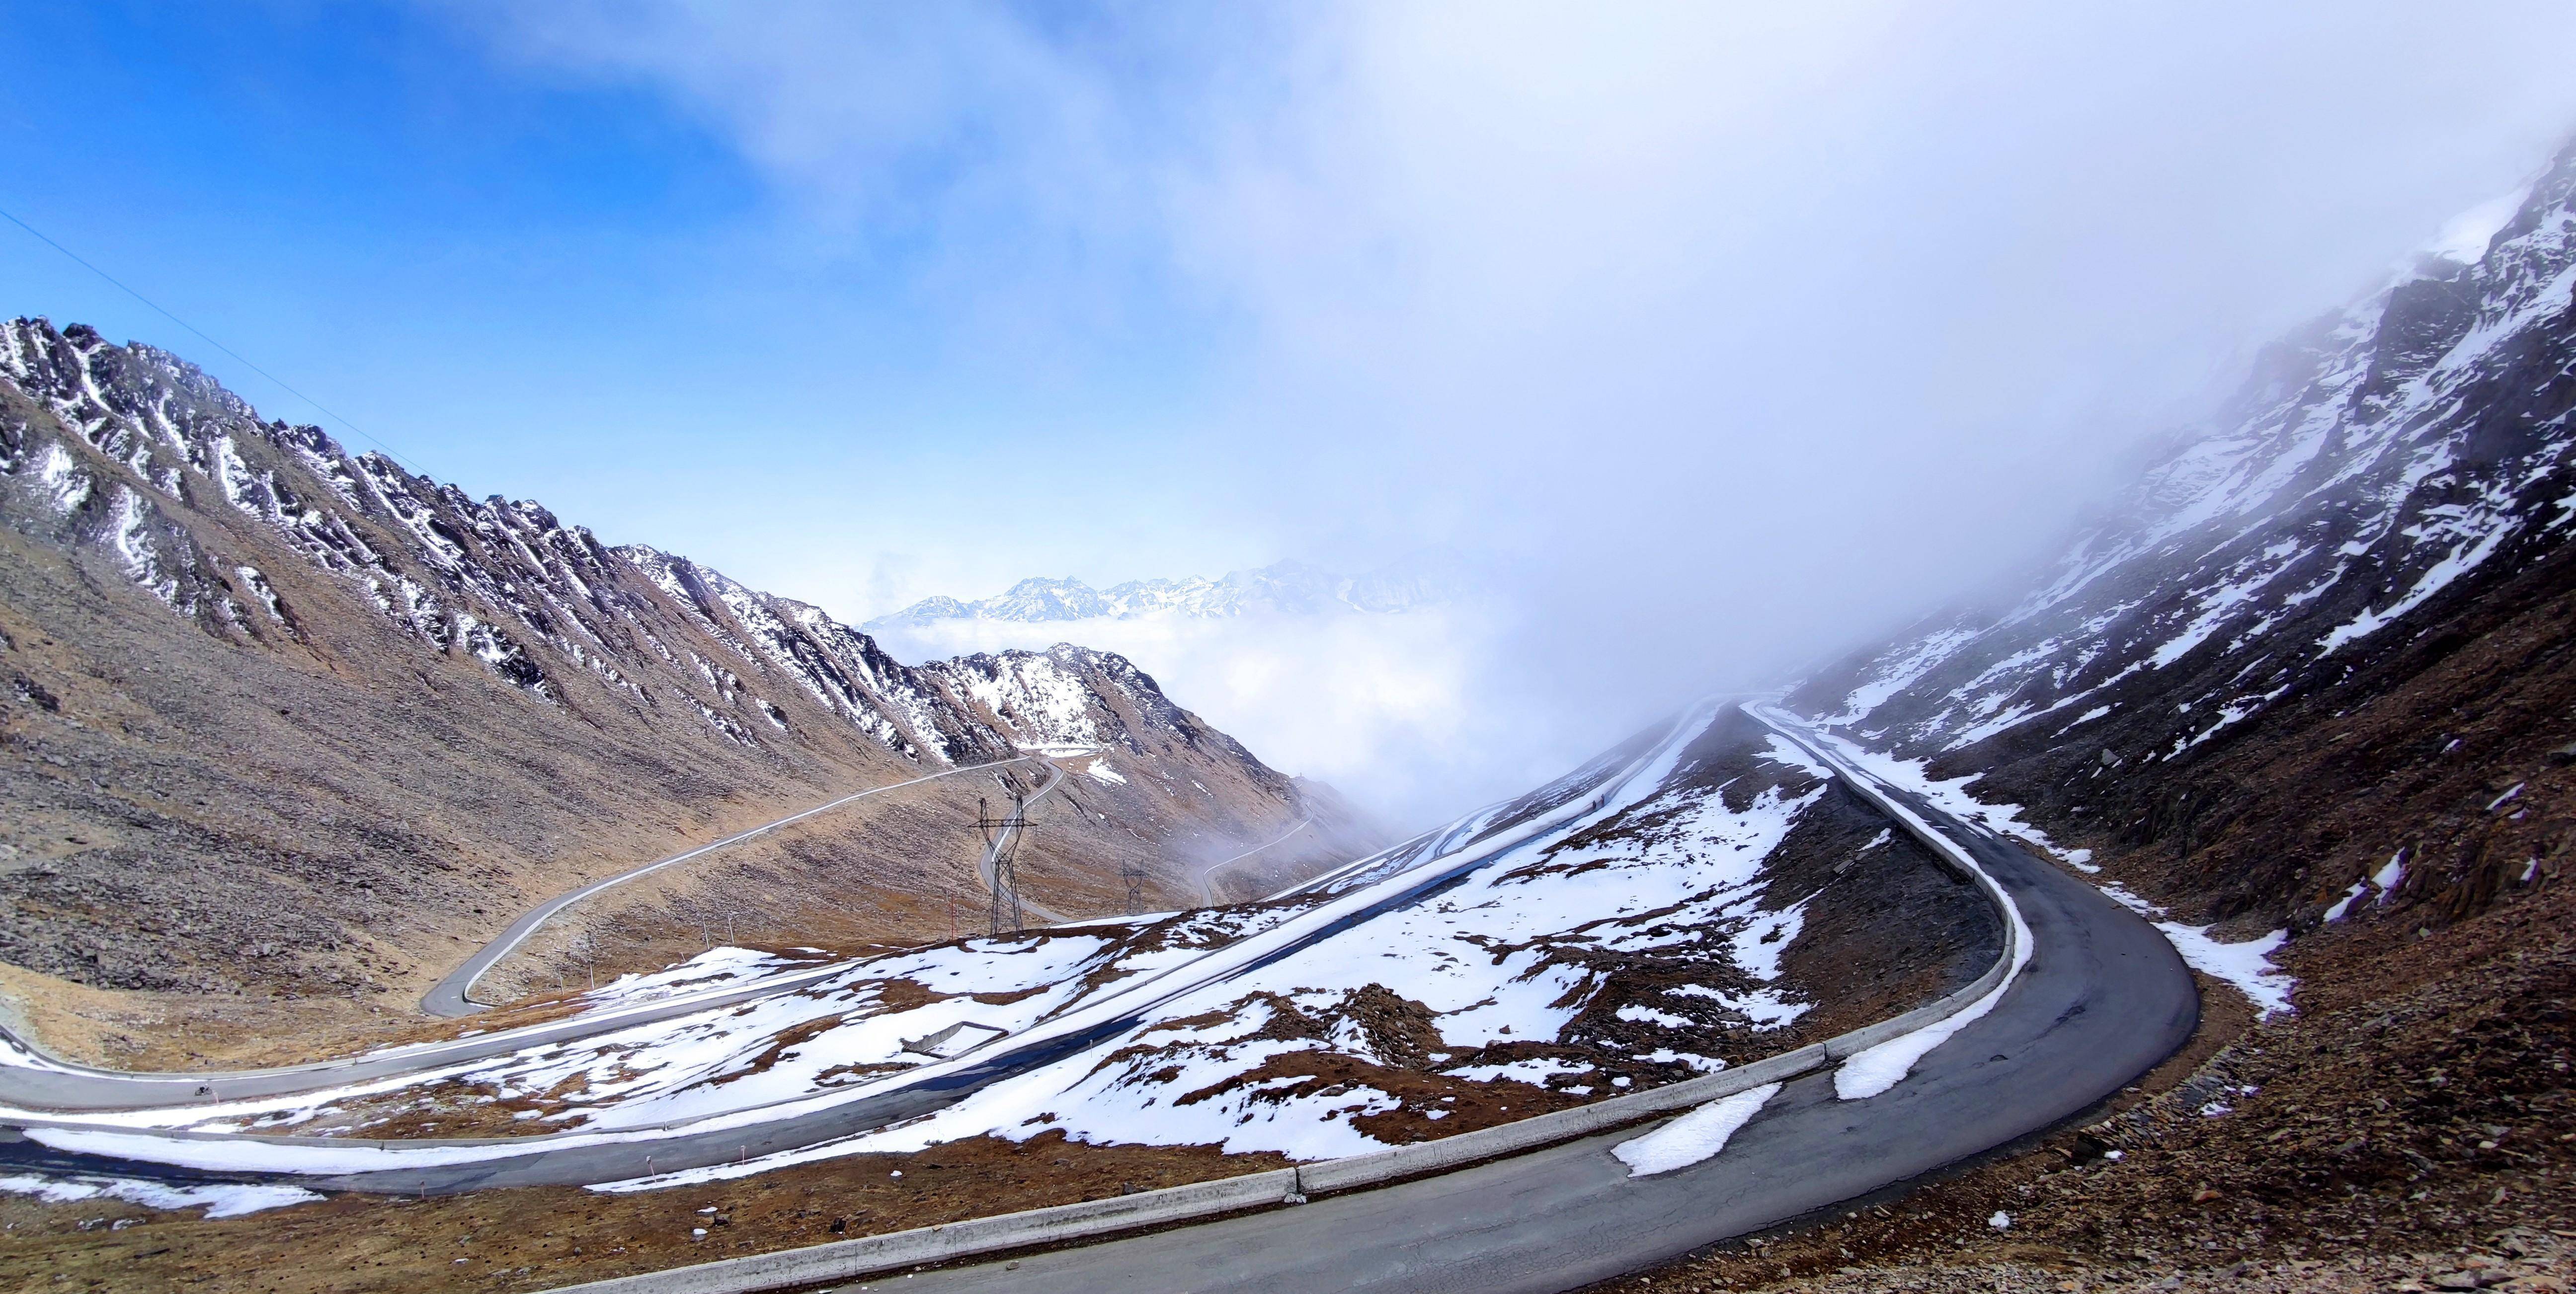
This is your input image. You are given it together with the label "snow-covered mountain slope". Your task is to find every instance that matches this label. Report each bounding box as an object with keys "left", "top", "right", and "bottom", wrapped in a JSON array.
[
  {"left": 1788, "top": 137, "right": 2576, "bottom": 926},
  {"left": 38, "top": 705, "right": 1996, "bottom": 1173},
  {"left": 0, "top": 320, "right": 1372, "bottom": 1023},
  {"left": 864, "top": 557, "right": 1466, "bottom": 631}
]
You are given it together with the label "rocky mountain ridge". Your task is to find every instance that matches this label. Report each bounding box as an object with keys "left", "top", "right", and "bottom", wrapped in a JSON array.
[
  {"left": 1591, "top": 139, "right": 2576, "bottom": 1294},
  {"left": 0, "top": 318, "right": 1373, "bottom": 1027},
  {"left": 0, "top": 317, "right": 1255, "bottom": 770},
  {"left": 1789, "top": 138, "right": 2576, "bottom": 929}
]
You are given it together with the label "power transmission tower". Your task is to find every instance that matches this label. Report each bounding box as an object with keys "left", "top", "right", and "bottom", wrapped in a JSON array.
[
  {"left": 1120, "top": 860, "right": 1148, "bottom": 915},
  {"left": 974, "top": 793, "right": 1030, "bottom": 937}
]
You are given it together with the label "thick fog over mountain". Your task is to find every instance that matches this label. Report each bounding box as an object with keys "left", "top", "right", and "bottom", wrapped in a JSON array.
[
  {"left": 310, "top": 3, "right": 2576, "bottom": 823},
  {"left": 449, "top": 0, "right": 2576, "bottom": 826}
]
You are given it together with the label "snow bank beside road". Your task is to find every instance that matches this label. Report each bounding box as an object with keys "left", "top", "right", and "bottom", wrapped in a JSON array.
[
  {"left": 2100, "top": 885, "right": 2296, "bottom": 1019},
  {"left": 1611, "top": 1082, "right": 1780, "bottom": 1176}
]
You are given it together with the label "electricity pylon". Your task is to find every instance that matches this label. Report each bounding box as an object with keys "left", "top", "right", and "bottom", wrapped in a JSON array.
[
  {"left": 1120, "top": 860, "right": 1148, "bottom": 915},
  {"left": 974, "top": 793, "right": 1030, "bottom": 936}
]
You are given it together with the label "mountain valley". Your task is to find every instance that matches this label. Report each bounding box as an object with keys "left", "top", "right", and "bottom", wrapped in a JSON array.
[{"left": 0, "top": 319, "right": 1379, "bottom": 1065}]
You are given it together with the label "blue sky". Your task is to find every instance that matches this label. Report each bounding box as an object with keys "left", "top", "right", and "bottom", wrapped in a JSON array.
[{"left": 0, "top": 2, "right": 1259, "bottom": 615}]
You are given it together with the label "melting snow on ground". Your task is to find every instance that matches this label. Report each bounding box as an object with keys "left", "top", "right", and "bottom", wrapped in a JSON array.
[
  {"left": 1791, "top": 725, "right": 2061, "bottom": 854},
  {"left": 575, "top": 707, "right": 1852, "bottom": 1187},
  {"left": 0, "top": 1173, "right": 320, "bottom": 1218},
  {"left": 2099, "top": 885, "right": 2296, "bottom": 1019},
  {"left": 8, "top": 705, "right": 1948, "bottom": 1192},
  {"left": 1610, "top": 1082, "right": 1780, "bottom": 1177}
]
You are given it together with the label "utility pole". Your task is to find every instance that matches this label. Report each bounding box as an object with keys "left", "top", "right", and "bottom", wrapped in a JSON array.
[
  {"left": 975, "top": 792, "right": 1030, "bottom": 937},
  {"left": 1120, "top": 860, "right": 1148, "bottom": 915}
]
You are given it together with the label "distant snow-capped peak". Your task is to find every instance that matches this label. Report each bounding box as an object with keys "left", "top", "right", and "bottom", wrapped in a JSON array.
[{"left": 866, "top": 558, "right": 1466, "bottom": 630}]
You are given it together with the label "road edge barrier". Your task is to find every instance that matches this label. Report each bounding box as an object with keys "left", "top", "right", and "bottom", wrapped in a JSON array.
[{"left": 538, "top": 708, "right": 2023, "bottom": 1294}]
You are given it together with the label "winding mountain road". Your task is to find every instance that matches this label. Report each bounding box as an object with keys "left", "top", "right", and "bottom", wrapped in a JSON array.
[
  {"left": 1192, "top": 817, "right": 1314, "bottom": 906},
  {"left": 426, "top": 755, "right": 1058, "bottom": 1016},
  {"left": 0, "top": 754, "right": 1059, "bottom": 1114},
  {"left": 0, "top": 701, "right": 2195, "bottom": 1294},
  {"left": 852, "top": 714, "right": 2200, "bottom": 1293},
  {"left": 971, "top": 760, "right": 1073, "bottom": 929}
]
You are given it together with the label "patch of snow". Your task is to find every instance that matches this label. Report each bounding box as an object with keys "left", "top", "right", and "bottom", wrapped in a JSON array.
[
  {"left": 2374, "top": 849, "right": 2407, "bottom": 899},
  {"left": 234, "top": 566, "right": 287, "bottom": 624},
  {"left": 1610, "top": 1082, "right": 1779, "bottom": 1177},
  {"left": 108, "top": 487, "right": 177, "bottom": 605},
  {"left": 1634, "top": 1048, "right": 1727, "bottom": 1073},
  {"left": 1663, "top": 982, "right": 1809, "bottom": 1029},
  {"left": 2098, "top": 885, "right": 2295, "bottom": 1019},
  {"left": 2318, "top": 523, "right": 2515, "bottom": 654},
  {"left": 35, "top": 442, "right": 90, "bottom": 512},
  {"left": 1444, "top": 1056, "right": 1591, "bottom": 1085},
  {"left": 2425, "top": 184, "right": 2532, "bottom": 264},
  {"left": 1614, "top": 1004, "right": 1694, "bottom": 1030},
  {"left": 1082, "top": 759, "right": 1126, "bottom": 786},
  {"left": 0, "top": 1173, "right": 319, "bottom": 1218}
]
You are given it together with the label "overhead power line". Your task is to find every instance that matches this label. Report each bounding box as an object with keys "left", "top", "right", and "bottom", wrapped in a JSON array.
[{"left": 0, "top": 201, "right": 428, "bottom": 477}]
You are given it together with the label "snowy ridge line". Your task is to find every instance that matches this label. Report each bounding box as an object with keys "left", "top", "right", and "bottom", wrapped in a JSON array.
[
  {"left": 429, "top": 753, "right": 1073, "bottom": 1016},
  {"left": 528, "top": 704, "right": 2027, "bottom": 1294},
  {"left": 1193, "top": 817, "right": 1314, "bottom": 905},
  {"left": 0, "top": 718, "right": 1704, "bottom": 1175}
]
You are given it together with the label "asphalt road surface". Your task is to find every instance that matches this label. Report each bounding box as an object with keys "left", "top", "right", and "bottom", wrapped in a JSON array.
[{"left": 1191, "top": 817, "right": 1313, "bottom": 906}]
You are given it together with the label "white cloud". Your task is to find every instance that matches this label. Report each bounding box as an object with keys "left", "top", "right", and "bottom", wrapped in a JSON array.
[
  {"left": 870, "top": 603, "right": 1605, "bottom": 827},
  {"left": 443, "top": 0, "right": 2576, "bottom": 820}
]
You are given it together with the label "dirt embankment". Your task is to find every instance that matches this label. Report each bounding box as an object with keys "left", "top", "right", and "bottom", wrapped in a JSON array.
[
  {"left": 1586, "top": 878, "right": 2574, "bottom": 1294},
  {"left": 0, "top": 1132, "right": 1294, "bottom": 1294}
]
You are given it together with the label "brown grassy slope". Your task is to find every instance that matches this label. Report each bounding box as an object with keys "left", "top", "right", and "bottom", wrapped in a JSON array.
[
  {"left": 0, "top": 338, "right": 1364, "bottom": 1065},
  {"left": 1586, "top": 874, "right": 2572, "bottom": 1294},
  {"left": 0, "top": 1132, "right": 1296, "bottom": 1294},
  {"left": 1952, "top": 506, "right": 2576, "bottom": 945}
]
